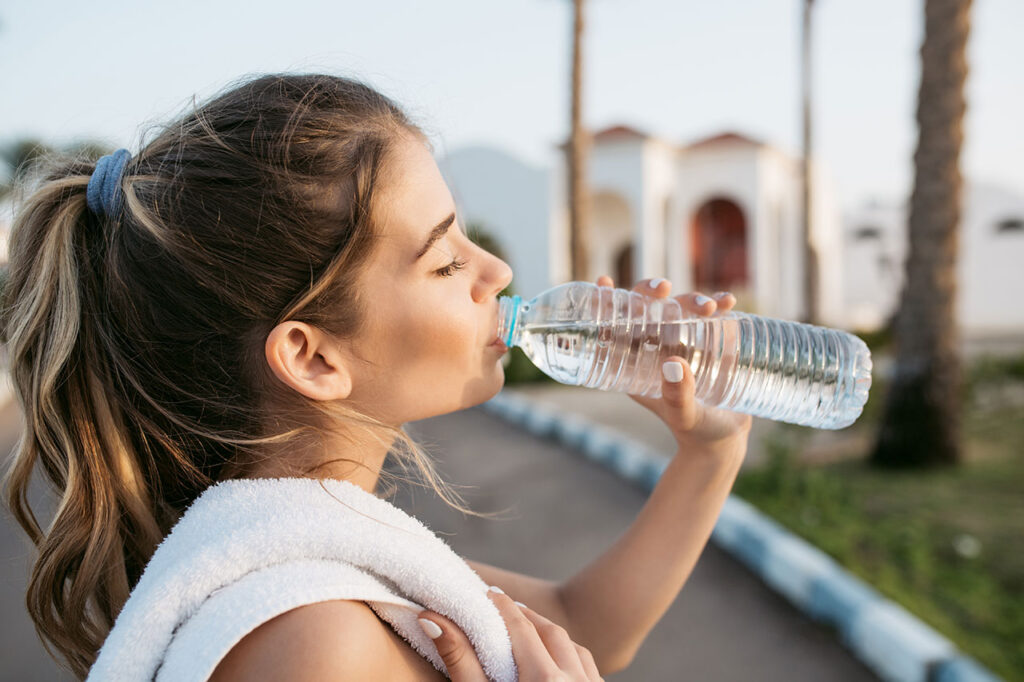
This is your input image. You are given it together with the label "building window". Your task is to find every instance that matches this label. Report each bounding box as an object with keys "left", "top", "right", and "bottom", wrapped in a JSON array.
[
  {"left": 995, "top": 217, "right": 1024, "bottom": 234},
  {"left": 853, "top": 226, "right": 882, "bottom": 241}
]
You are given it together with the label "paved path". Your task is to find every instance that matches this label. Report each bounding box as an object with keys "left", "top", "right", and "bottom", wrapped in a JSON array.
[
  {"left": 0, "top": 403, "right": 75, "bottom": 681},
  {"left": 500, "top": 382, "right": 877, "bottom": 470},
  {"left": 0, "top": 399, "right": 877, "bottom": 680},
  {"left": 400, "top": 407, "right": 878, "bottom": 680}
]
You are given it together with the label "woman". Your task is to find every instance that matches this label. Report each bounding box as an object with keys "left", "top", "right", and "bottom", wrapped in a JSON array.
[{"left": 2, "top": 73, "right": 750, "bottom": 680}]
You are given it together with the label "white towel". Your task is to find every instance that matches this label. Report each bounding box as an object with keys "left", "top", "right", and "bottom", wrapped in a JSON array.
[{"left": 86, "top": 477, "right": 518, "bottom": 682}]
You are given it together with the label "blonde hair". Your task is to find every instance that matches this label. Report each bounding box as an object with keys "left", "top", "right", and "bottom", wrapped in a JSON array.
[{"left": 0, "top": 72, "right": 497, "bottom": 679}]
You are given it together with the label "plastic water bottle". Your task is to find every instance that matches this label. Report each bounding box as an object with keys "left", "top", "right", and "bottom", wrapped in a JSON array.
[{"left": 496, "top": 281, "right": 872, "bottom": 429}]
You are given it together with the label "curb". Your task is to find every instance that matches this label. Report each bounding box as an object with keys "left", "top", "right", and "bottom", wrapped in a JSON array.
[{"left": 480, "top": 392, "right": 1003, "bottom": 682}]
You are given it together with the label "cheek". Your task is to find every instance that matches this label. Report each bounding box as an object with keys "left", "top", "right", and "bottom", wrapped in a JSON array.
[{"left": 385, "top": 306, "right": 478, "bottom": 373}]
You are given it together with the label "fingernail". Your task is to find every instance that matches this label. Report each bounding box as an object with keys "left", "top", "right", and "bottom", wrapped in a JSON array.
[
  {"left": 488, "top": 585, "right": 505, "bottom": 594},
  {"left": 649, "top": 278, "right": 667, "bottom": 289},
  {"left": 695, "top": 294, "right": 712, "bottom": 306},
  {"left": 514, "top": 601, "right": 527, "bottom": 608},
  {"left": 662, "top": 361, "right": 684, "bottom": 383},
  {"left": 713, "top": 291, "right": 732, "bottom": 299},
  {"left": 419, "top": 617, "right": 443, "bottom": 639}
]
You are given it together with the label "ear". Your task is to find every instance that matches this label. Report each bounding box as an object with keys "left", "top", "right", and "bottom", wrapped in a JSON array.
[{"left": 264, "top": 321, "right": 353, "bottom": 401}]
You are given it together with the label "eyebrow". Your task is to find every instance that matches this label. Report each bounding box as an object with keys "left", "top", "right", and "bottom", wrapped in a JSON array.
[{"left": 414, "top": 212, "right": 456, "bottom": 260}]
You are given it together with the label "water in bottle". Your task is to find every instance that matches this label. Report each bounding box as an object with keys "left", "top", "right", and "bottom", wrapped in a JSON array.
[{"left": 496, "top": 282, "right": 872, "bottom": 429}]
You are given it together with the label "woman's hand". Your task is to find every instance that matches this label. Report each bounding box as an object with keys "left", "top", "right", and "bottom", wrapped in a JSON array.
[
  {"left": 418, "top": 587, "right": 604, "bottom": 681},
  {"left": 596, "top": 275, "right": 753, "bottom": 453}
]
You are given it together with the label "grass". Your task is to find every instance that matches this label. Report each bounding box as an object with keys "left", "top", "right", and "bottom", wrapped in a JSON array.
[{"left": 732, "top": 351, "right": 1024, "bottom": 681}]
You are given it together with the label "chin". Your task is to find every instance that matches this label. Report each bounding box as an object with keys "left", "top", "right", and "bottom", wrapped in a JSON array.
[
  {"left": 484, "top": 368, "right": 507, "bottom": 401},
  {"left": 467, "top": 366, "right": 506, "bottom": 409},
  {"left": 405, "top": 368, "right": 506, "bottom": 423}
]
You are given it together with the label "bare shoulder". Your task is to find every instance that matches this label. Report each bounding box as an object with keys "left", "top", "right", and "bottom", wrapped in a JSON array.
[{"left": 209, "top": 599, "right": 398, "bottom": 681}]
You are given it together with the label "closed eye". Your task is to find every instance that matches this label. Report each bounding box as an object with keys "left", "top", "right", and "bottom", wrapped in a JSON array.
[{"left": 435, "top": 258, "right": 468, "bottom": 277}]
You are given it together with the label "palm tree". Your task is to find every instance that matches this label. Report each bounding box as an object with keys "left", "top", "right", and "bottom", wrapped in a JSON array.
[
  {"left": 800, "top": 0, "right": 821, "bottom": 324},
  {"left": 0, "top": 138, "right": 54, "bottom": 201},
  {"left": 871, "top": 0, "right": 972, "bottom": 467},
  {"left": 0, "top": 138, "right": 110, "bottom": 200},
  {"left": 567, "top": 0, "right": 591, "bottom": 282}
]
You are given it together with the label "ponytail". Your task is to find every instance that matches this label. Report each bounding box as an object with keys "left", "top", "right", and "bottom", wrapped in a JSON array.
[{"left": 2, "top": 158, "right": 164, "bottom": 678}]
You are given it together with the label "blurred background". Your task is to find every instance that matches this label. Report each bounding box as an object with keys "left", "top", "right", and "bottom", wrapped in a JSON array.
[{"left": 1, "top": 0, "right": 1021, "bottom": 679}]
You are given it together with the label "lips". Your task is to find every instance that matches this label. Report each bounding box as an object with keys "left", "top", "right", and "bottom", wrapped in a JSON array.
[{"left": 488, "top": 302, "right": 503, "bottom": 348}]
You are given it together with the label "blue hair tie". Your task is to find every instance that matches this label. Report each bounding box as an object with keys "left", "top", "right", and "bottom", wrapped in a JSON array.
[{"left": 86, "top": 148, "right": 132, "bottom": 219}]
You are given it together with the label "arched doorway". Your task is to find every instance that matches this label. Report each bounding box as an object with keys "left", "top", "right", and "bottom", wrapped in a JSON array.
[
  {"left": 690, "top": 197, "right": 749, "bottom": 292},
  {"left": 614, "top": 243, "right": 634, "bottom": 287}
]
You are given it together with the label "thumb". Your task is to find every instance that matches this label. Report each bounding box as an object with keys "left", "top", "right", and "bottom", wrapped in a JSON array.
[
  {"left": 418, "top": 611, "right": 488, "bottom": 682},
  {"left": 660, "top": 356, "right": 698, "bottom": 430}
]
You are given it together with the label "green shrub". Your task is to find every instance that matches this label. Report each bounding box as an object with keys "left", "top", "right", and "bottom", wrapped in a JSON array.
[
  {"left": 733, "top": 411, "right": 1024, "bottom": 679},
  {"left": 503, "top": 346, "right": 556, "bottom": 385}
]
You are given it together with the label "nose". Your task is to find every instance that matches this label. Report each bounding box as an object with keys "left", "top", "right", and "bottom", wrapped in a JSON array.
[
  {"left": 475, "top": 252, "right": 514, "bottom": 302},
  {"left": 494, "top": 257, "right": 513, "bottom": 295}
]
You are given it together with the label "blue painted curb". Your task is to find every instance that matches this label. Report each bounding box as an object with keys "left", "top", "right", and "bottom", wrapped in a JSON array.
[
  {"left": 933, "top": 657, "right": 1004, "bottom": 682},
  {"left": 479, "top": 392, "right": 1005, "bottom": 682}
]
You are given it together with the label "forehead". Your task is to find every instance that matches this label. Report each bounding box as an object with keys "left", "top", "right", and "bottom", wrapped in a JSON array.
[{"left": 375, "top": 135, "right": 453, "bottom": 242}]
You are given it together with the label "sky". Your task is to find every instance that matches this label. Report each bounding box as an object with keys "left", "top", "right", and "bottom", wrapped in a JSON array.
[{"left": 1, "top": 0, "right": 1021, "bottom": 213}]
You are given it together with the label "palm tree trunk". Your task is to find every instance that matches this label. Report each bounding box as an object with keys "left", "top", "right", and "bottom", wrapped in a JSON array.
[
  {"left": 568, "top": 0, "right": 591, "bottom": 282},
  {"left": 871, "top": 0, "right": 972, "bottom": 467},
  {"left": 801, "top": 0, "right": 820, "bottom": 324}
]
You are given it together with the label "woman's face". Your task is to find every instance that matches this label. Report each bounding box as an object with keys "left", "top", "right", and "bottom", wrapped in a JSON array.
[{"left": 345, "top": 133, "right": 514, "bottom": 425}]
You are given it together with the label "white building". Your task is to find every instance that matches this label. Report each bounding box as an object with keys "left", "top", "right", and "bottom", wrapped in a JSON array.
[
  {"left": 439, "top": 125, "right": 1024, "bottom": 341},
  {"left": 843, "top": 183, "right": 1024, "bottom": 338},
  {"left": 2, "top": 130, "right": 1021, "bottom": 343}
]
